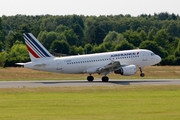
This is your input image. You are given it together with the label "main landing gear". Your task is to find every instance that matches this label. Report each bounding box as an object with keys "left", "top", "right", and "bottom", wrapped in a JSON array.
[
  {"left": 101, "top": 76, "right": 109, "bottom": 82},
  {"left": 87, "top": 67, "right": 145, "bottom": 82},
  {"left": 87, "top": 75, "right": 109, "bottom": 82},
  {"left": 87, "top": 75, "right": 94, "bottom": 82},
  {"left": 139, "top": 67, "right": 145, "bottom": 77}
]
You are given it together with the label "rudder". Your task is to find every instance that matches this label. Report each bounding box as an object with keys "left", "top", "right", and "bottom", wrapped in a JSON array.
[{"left": 23, "top": 33, "right": 54, "bottom": 61}]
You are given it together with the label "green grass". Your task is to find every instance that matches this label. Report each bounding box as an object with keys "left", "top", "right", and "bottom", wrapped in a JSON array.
[
  {"left": 0, "top": 85, "right": 180, "bottom": 120},
  {"left": 1, "top": 66, "right": 180, "bottom": 81}
]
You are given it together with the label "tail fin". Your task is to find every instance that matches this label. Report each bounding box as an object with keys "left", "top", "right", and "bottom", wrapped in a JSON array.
[{"left": 23, "top": 33, "right": 54, "bottom": 61}]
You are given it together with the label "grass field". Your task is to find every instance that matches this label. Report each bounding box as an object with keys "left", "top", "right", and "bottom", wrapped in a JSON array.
[
  {"left": 0, "top": 86, "right": 180, "bottom": 120},
  {"left": 1, "top": 66, "right": 180, "bottom": 81},
  {"left": 1, "top": 67, "right": 180, "bottom": 120}
]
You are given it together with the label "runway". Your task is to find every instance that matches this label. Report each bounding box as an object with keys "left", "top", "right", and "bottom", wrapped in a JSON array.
[{"left": 0, "top": 79, "right": 180, "bottom": 88}]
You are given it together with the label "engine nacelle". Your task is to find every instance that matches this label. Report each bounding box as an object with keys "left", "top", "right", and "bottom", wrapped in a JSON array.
[{"left": 114, "top": 65, "right": 137, "bottom": 76}]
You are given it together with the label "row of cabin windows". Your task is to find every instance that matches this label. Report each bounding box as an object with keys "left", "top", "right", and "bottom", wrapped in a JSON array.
[
  {"left": 66, "top": 55, "right": 139, "bottom": 65},
  {"left": 67, "top": 58, "right": 109, "bottom": 65},
  {"left": 113, "top": 55, "right": 139, "bottom": 60}
]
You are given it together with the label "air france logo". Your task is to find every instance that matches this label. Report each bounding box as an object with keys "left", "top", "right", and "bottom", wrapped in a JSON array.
[{"left": 111, "top": 52, "right": 140, "bottom": 57}]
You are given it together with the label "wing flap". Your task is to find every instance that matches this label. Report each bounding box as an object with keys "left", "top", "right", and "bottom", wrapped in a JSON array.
[
  {"left": 83, "top": 61, "right": 121, "bottom": 74},
  {"left": 97, "top": 61, "right": 120, "bottom": 73}
]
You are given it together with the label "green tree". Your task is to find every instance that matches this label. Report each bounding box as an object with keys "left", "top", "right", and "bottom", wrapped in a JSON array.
[
  {"left": 147, "top": 29, "right": 155, "bottom": 40},
  {"left": 84, "top": 43, "right": 93, "bottom": 54},
  {"left": 2, "top": 13, "right": 180, "bottom": 65},
  {"left": 139, "top": 30, "right": 147, "bottom": 41},
  {"left": 91, "top": 44, "right": 107, "bottom": 53},
  {"left": 166, "top": 21, "right": 179, "bottom": 37},
  {"left": 62, "top": 29, "right": 79, "bottom": 46},
  {"left": 69, "top": 46, "right": 77, "bottom": 55},
  {"left": 139, "top": 40, "right": 168, "bottom": 58},
  {"left": 130, "top": 19, "right": 141, "bottom": 30},
  {"left": 88, "top": 26, "right": 106, "bottom": 45},
  {"left": 123, "top": 30, "right": 142, "bottom": 47},
  {"left": 9, "top": 42, "right": 29, "bottom": 60},
  {"left": 174, "top": 40, "right": 180, "bottom": 57},
  {"left": 55, "top": 24, "right": 70, "bottom": 33},
  {"left": 71, "top": 24, "right": 84, "bottom": 41},
  {"left": 114, "top": 40, "right": 135, "bottom": 51},
  {"left": 50, "top": 40, "right": 70, "bottom": 54},
  {"left": 0, "top": 41, "right": 3, "bottom": 51},
  {"left": 41, "top": 16, "right": 57, "bottom": 31},
  {"left": 69, "top": 46, "right": 84, "bottom": 55},
  {"left": 5, "top": 31, "right": 16, "bottom": 51},
  {"left": 103, "top": 31, "right": 126, "bottom": 43},
  {"left": 38, "top": 31, "right": 60, "bottom": 50},
  {"left": 161, "top": 55, "right": 175, "bottom": 65},
  {"left": 76, "top": 46, "right": 84, "bottom": 55},
  {"left": 0, "top": 18, "right": 5, "bottom": 45},
  {"left": 0, "top": 51, "right": 8, "bottom": 67},
  {"left": 157, "top": 12, "right": 169, "bottom": 20},
  {"left": 18, "top": 24, "right": 31, "bottom": 33},
  {"left": 154, "top": 29, "right": 169, "bottom": 48},
  {"left": 5, "top": 42, "right": 29, "bottom": 66},
  {"left": 102, "top": 42, "right": 114, "bottom": 51},
  {"left": 0, "top": 18, "right": 2, "bottom": 30}
]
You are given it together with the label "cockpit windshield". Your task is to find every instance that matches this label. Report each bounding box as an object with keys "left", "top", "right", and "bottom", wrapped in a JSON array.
[{"left": 151, "top": 52, "right": 155, "bottom": 56}]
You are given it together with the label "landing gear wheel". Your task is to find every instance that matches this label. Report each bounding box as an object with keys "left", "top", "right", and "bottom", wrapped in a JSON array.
[
  {"left": 140, "top": 73, "right": 145, "bottom": 77},
  {"left": 102, "top": 76, "right": 109, "bottom": 82},
  {"left": 139, "top": 67, "right": 145, "bottom": 77},
  {"left": 87, "top": 76, "right": 94, "bottom": 82}
]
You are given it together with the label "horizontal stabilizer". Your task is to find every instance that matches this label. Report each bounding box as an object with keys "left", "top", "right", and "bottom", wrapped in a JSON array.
[
  {"left": 33, "top": 63, "right": 46, "bottom": 67},
  {"left": 16, "top": 63, "right": 25, "bottom": 66}
]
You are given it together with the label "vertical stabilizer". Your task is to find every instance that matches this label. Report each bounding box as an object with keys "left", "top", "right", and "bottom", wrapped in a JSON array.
[{"left": 23, "top": 33, "right": 54, "bottom": 61}]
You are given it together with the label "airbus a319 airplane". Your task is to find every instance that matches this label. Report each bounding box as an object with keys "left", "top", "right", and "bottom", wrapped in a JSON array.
[{"left": 16, "top": 33, "right": 161, "bottom": 82}]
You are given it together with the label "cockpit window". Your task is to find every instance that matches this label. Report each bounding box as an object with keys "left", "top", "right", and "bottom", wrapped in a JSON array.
[{"left": 151, "top": 53, "right": 155, "bottom": 56}]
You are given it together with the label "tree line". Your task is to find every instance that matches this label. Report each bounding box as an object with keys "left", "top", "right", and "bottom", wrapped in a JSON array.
[{"left": 0, "top": 12, "right": 180, "bottom": 67}]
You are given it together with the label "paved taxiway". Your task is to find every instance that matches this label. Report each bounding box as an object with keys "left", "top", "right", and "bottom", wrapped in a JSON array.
[{"left": 0, "top": 79, "right": 180, "bottom": 88}]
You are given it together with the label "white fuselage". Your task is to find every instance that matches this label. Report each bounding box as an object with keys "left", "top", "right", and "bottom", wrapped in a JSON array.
[{"left": 24, "top": 49, "right": 161, "bottom": 74}]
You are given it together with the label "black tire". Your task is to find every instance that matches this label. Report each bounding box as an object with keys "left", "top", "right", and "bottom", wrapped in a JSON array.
[
  {"left": 140, "top": 73, "right": 145, "bottom": 77},
  {"left": 87, "top": 76, "right": 94, "bottom": 82},
  {"left": 102, "top": 76, "right": 109, "bottom": 82}
]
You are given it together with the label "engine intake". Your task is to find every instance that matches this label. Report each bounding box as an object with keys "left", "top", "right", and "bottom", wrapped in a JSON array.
[{"left": 114, "top": 65, "right": 137, "bottom": 76}]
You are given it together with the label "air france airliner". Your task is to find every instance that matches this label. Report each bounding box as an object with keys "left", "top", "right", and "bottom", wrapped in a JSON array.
[{"left": 16, "top": 33, "right": 161, "bottom": 82}]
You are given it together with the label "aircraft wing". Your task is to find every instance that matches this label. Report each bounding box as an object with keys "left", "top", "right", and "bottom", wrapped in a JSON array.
[
  {"left": 83, "top": 61, "right": 121, "bottom": 74},
  {"left": 97, "top": 61, "right": 121, "bottom": 73}
]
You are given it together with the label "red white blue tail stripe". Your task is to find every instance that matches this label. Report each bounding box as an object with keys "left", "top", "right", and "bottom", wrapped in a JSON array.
[{"left": 23, "top": 33, "right": 54, "bottom": 60}]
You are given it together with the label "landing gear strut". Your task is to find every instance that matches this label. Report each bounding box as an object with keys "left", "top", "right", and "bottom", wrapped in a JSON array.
[{"left": 139, "top": 67, "right": 145, "bottom": 77}]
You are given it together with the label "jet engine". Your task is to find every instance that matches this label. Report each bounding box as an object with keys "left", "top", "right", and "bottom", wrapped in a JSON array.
[{"left": 114, "top": 65, "right": 137, "bottom": 76}]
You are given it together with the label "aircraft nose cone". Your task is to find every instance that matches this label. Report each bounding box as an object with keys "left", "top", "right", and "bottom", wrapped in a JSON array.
[{"left": 156, "top": 55, "right": 161, "bottom": 63}]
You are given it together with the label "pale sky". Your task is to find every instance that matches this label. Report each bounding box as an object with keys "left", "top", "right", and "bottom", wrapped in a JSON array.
[{"left": 0, "top": 0, "right": 180, "bottom": 17}]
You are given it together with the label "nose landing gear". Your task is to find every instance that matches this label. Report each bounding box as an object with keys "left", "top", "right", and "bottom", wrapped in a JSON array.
[{"left": 139, "top": 67, "right": 145, "bottom": 77}]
